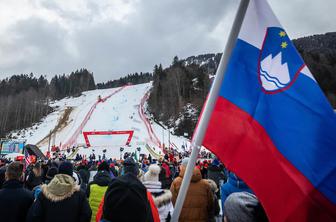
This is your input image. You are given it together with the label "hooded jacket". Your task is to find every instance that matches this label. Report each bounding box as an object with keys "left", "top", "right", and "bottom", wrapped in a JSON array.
[
  {"left": 0, "top": 179, "right": 33, "bottom": 222},
  {"left": 144, "top": 181, "right": 173, "bottom": 222},
  {"left": 87, "top": 170, "right": 112, "bottom": 222},
  {"left": 102, "top": 173, "right": 155, "bottom": 222},
  {"left": 26, "top": 174, "right": 92, "bottom": 222},
  {"left": 143, "top": 164, "right": 174, "bottom": 222},
  {"left": 170, "top": 167, "right": 214, "bottom": 222},
  {"left": 207, "top": 164, "right": 226, "bottom": 189},
  {"left": 25, "top": 170, "right": 42, "bottom": 191},
  {"left": 220, "top": 172, "right": 253, "bottom": 212}
]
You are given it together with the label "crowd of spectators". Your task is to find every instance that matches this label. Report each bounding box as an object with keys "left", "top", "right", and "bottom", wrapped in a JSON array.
[{"left": 0, "top": 147, "right": 268, "bottom": 222}]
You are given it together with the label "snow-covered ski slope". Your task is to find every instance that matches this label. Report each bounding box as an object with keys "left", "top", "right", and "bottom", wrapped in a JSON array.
[{"left": 13, "top": 83, "right": 189, "bottom": 158}]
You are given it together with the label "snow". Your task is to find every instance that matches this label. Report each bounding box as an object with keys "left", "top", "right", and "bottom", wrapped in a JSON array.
[{"left": 13, "top": 83, "right": 190, "bottom": 159}]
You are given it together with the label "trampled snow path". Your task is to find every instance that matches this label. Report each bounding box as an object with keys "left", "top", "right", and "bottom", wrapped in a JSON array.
[
  {"left": 61, "top": 85, "right": 128, "bottom": 150},
  {"left": 13, "top": 83, "right": 190, "bottom": 159}
]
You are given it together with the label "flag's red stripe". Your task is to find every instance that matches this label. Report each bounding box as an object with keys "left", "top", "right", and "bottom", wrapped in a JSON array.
[{"left": 202, "top": 97, "right": 336, "bottom": 222}]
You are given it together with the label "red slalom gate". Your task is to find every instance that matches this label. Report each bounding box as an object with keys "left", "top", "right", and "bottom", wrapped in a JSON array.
[
  {"left": 61, "top": 85, "right": 129, "bottom": 150},
  {"left": 83, "top": 130, "right": 134, "bottom": 147}
]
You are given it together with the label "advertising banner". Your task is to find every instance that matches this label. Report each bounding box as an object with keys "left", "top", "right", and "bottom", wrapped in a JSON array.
[{"left": 0, "top": 140, "right": 25, "bottom": 154}]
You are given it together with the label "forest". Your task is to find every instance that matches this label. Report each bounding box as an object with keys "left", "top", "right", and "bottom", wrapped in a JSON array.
[
  {"left": 96, "top": 72, "right": 152, "bottom": 89},
  {"left": 147, "top": 57, "right": 211, "bottom": 137},
  {"left": 0, "top": 69, "right": 95, "bottom": 138}
]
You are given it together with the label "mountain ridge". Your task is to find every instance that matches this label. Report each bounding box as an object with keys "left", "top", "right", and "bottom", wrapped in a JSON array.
[{"left": 147, "top": 31, "right": 336, "bottom": 138}]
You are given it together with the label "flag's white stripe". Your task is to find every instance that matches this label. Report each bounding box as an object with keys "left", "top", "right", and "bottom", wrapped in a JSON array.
[
  {"left": 301, "top": 65, "right": 316, "bottom": 82},
  {"left": 239, "top": 0, "right": 281, "bottom": 49},
  {"left": 239, "top": 0, "right": 316, "bottom": 83}
]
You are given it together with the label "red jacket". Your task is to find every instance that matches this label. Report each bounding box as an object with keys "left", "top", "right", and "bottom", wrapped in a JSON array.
[
  {"left": 162, "top": 163, "right": 171, "bottom": 178},
  {"left": 169, "top": 153, "right": 174, "bottom": 162}
]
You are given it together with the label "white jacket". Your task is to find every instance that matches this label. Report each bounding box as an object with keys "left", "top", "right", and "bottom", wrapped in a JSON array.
[{"left": 143, "top": 181, "right": 174, "bottom": 222}]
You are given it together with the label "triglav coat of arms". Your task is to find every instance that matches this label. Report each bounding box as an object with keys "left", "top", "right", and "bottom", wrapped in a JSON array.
[{"left": 258, "top": 27, "right": 305, "bottom": 94}]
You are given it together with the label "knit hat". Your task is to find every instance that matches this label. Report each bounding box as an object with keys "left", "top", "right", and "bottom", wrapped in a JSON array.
[
  {"left": 58, "top": 161, "right": 73, "bottom": 176},
  {"left": 144, "top": 164, "right": 161, "bottom": 182},
  {"left": 46, "top": 167, "right": 58, "bottom": 180},
  {"left": 102, "top": 175, "right": 153, "bottom": 222},
  {"left": 42, "top": 174, "right": 79, "bottom": 202},
  {"left": 123, "top": 157, "right": 139, "bottom": 176},
  {"left": 224, "top": 192, "right": 268, "bottom": 222},
  {"left": 98, "top": 161, "right": 110, "bottom": 172}
]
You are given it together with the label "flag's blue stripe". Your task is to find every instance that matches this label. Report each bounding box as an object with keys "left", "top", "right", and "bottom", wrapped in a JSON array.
[{"left": 219, "top": 39, "right": 336, "bottom": 204}]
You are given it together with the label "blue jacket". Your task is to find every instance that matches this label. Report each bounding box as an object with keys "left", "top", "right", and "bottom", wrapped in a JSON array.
[{"left": 220, "top": 172, "right": 253, "bottom": 211}]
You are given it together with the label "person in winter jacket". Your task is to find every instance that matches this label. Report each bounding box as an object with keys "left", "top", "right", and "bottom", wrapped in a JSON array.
[
  {"left": 95, "top": 188, "right": 160, "bottom": 222},
  {"left": 224, "top": 192, "right": 268, "bottom": 222},
  {"left": 87, "top": 161, "right": 113, "bottom": 222},
  {"left": 148, "top": 153, "right": 152, "bottom": 163},
  {"left": 58, "top": 160, "right": 83, "bottom": 186},
  {"left": 206, "top": 179, "right": 221, "bottom": 222},
  {"left": 200, "top": 160, "right": 209, "bottom": 179},
  {"left": 170, "top": 158, "right": 214, "bottom": 222},
  {"left": 159, "top": 165, "right": 169, "bottom": 189},
  {"left": 220, "top": 171, "right": 253, "bottom": 217},
  {"left": 207, "top": 159, "right": 226, "bottom": 191},
  {"left": 99, "top": 157, "right": 159, "bottom": 222},
  {"left": 0, "top": 162, "right": 33, "bottom": 222},
  {"left": 33, "top": 167, "right": 59, "bottom": 199},
  {"left": 143, "top": 164, "right": 174, "bottom": 222},
  {"left": 41, "top": 162, "right": 49, "bottom": 182},
  {"left": 26, "top": 163, "right": 92, "bottom": 222},
  {"left": 0, "top": 164, "right": 7, "bottom": 189},
  {"left": 161, "top": 161, "right": 171, "bottom": 178},
  {"left": 109, "top": 163, "right": 118, "bottom": 177},
  {"left": 78, "top": 164, "right": 90, "bottom": 192},
  {"left": 44, "top": 167, "right": 58, "bottom": 184},
  {"left": 25, "top": 162, "right": 43, "bottom": 190}
]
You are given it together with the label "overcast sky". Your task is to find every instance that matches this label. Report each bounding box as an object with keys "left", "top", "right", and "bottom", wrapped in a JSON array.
[{"left": 0, "top": 0, "right": 335, "bottom": 82}]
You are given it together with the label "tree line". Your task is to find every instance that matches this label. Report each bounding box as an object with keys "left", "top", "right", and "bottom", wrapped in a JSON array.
[
  {"left": 147, "top": 56, "right": 211, "bottom": 137},
  {"left": 0, "top": 69, "right": 95, "bottom": 138},
  {"left": 96, "top": 72, "right": 152, "bottom": 89}
]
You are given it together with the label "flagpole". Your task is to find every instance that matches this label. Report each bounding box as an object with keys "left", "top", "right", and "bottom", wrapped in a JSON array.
[{"left": 171, "top": 0, "right": 250, "bottom": 221}]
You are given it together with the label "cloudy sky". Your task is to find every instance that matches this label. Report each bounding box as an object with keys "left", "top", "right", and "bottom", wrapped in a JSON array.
[{"left": 0, "top": 0, "right": 335, "bottom": 82}]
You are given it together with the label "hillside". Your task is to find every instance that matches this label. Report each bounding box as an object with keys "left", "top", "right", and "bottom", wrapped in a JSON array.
[
  {"left": 293, "top": 32, "right": 336, "bottom": 106},
  {"left": 11, "top": 83, "right": 188, "bottom": 158},
  {"left": 0, "top": 70, "right": 153, "bottom": 139},
  {"left": 147, "top": 60, "right": 210, "bottom": 137},
  {"left": 0, "top": 69, "right": 95, "bottom": 138},
  {"left": 147, "top": 32, "right": 336, "bottom": 138}
]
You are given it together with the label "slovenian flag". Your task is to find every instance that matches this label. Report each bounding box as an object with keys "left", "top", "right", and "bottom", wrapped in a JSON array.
[{"left": 202, "top": 0, "right": 336, "bottom": 221}]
